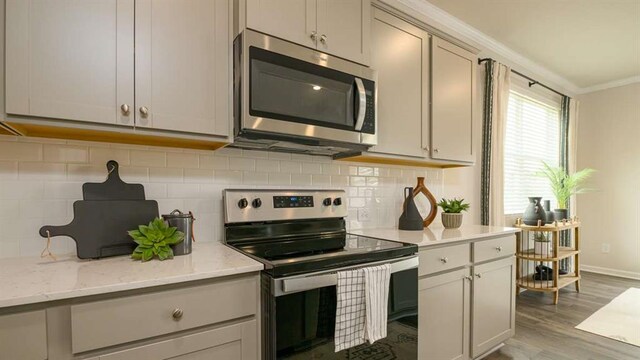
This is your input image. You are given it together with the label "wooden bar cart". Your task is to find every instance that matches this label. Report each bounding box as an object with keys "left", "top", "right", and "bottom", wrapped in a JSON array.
[{"left": 514, "top": 219, "right": 581, "bottom": 304}]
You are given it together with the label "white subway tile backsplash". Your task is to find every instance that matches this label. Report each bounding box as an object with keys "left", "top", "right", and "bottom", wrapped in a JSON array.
[
  {"left": 167, "top": 152, "right": 199, "bottom": 168},
  {"left": 130, "top": 150, "right": 166, "bottom": 167},
  {"left": 89, "top": 147, "right": 130, "bottom": 166},
  {"left": 280, "top": 161, "right": 302, "bottom": 173},
  {"left": 291, "top": 174, "right": 312, "bottom": 186},
  {"left": 200, "top": 155, "right": 229, "bottom": 170},
  {"left": 184, "top": 169, "right": 214, "bottom": 184},
  {"left": 0, "top": 161, "right": 18, "bottom": 180},
  {"left": 0, "top": 142, "right": 42, "bottom": 161},
  {"left": 268, "top": 172, "right": 291, "bottom": 186},
  {"left": 302, "top": 162, "right": 322, "bottom": 175},
  {"left": 229, "top": 157, "right": 256, "bottom": 171},
  {"left": 43, "top": 144, "right": 88, "bottom": 163},
  {"left": 149, "top": 167, "right": 184, "bottom": 183},
  {"left": 213, "top": 170, "right": 243, "bottom": 184},
  {"left": 256, "top": 159, "right": 280, "bottom": 173},
  {"left": 0, "top": 136, "right": 447, "bottom": 258}
]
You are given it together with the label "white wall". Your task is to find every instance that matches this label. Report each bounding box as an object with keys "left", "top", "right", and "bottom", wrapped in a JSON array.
[
  {"left": 0, "top": 135, "right": 482, "bottom": 258},
  {"left": 577, "top": 83, "right": 640, "bottom": 279}
]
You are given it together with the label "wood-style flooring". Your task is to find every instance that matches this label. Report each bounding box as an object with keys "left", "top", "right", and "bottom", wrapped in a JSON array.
[{"left": 486, "top": 272, "right": 640, "bottom": 360}]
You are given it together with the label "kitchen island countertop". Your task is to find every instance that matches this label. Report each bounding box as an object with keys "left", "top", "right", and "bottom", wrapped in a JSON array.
[
  {"left": 0, "top": 242, "right": 263, "bottom": 309},
  {"left": 350, "top": 224, "right": 520, "bottom": 248}
]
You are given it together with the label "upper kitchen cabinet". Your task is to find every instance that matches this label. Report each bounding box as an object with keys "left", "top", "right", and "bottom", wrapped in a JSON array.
[
  {"left": 4, "top": 0, "right": 231, "bottom": 147},
  {"left": 134, "top": 0, "right": 230, "bottom": 135},
  {"left": 369, "top": 8, "right": 429, "bottom": 159},
  {"left": 5, "top": 0, "right": 135, "bottom": 127},
  {"left": 431, "top": 36, "right": 477, "bottom": 163},
  {"left": 244, "top": 0, "right": 370, "bottom": 65}
]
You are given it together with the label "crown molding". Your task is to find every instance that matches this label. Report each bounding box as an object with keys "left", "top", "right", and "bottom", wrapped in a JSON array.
[
  {"left": 577, "top": 75, "right": 640, "bottom": 94},
  {"left": 392, "top": 0, "right": 585, "bottom": 95}
]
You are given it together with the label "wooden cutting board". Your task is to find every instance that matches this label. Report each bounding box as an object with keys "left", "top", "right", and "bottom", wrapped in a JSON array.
[{"left": 40, "top": 200, "right": 159, "bottom": 259}]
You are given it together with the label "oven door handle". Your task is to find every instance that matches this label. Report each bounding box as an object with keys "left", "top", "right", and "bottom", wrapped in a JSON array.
[
  {"left": 354, "top": 78, "right": 367, "bottom": 131},
  {"left": 278, "top": 255, "right": 418, "bottom": 296}
]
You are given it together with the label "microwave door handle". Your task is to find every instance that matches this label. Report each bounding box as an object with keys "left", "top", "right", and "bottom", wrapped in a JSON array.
[{"left": 354, "top": 78, "right": 367, "bottom": 131}]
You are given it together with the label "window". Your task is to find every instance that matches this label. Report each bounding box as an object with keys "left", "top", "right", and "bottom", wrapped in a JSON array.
[{"left": 504, "top": 90, "right": 560, "bottom": 214}]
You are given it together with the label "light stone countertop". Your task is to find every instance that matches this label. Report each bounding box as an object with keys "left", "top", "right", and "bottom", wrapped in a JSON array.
[
  {"left": 0, "top": 242, "right": 263, "bottom": 309},
  {"left": 350, "top": 225, "right": 520, "bottom": 248}
]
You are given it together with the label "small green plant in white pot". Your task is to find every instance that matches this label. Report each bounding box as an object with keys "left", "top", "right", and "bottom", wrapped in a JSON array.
[
  {"left": 437, "top": 198, "right": 470, "bottom": 229},
  {"left": 533, "top": 232, "right": 552, "bottom": 256}
]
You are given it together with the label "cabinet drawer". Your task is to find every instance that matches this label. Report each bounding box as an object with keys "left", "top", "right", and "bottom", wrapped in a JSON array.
[
  {"left": 419, "top": 243, "right": 470, "bottom": 276},
  {"left": 71, "top": 275, "right": 258, "bottom": 353},
  {"left": 0, "top": 310, "right": 47, "bottom": 360},
  {"left": 473, "top": 236, "right": 516, "bottom": 263}
]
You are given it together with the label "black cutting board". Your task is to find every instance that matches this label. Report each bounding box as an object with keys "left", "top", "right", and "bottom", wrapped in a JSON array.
[
  {"left": 40, "top": 200, "right": 159, "bottom": 259},
  {"left": 83, "top": 160, "right": 145, "bottom": 201}
]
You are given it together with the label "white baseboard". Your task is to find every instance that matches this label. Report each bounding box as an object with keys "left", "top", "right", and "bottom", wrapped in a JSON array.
[{"left": 581, "top": 265, "right": 640, "bottom": 280}]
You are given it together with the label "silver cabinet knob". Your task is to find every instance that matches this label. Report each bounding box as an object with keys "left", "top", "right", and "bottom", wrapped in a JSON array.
[
  {"left": 440, "top": 257, "right": 448, "bottom": 264},
  {"left": 172, "top": 308, "right": 183, "bottom": 320},
  {"left": 423, "top": 146, "right": 430, "bottom": 151},
  {"left": 475, "top": 273, "right": 482, "bottom": 278},
  {"left": 464, "top": 276, "right": 473, "bottom": 281},
  {"left": 320, "top": 34, "right": 327, "bottom": 44},
  {"left": 496, "top": 246, "right": 503, "bottom": 252},
  {"left": 139, "top": 106, "right": 149, "bottom": 117},
  {"left": 433, "top": 148, "right": 440, "bottom": 153},
  {"left": 120, "top": 104, "right": 130, "bottom": 115},
  {"left": 310, "top": 31, "right": 318, "bottom": 42}
]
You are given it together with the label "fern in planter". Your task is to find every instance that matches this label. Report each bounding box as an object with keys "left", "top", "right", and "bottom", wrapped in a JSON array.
[
  {"left": 536, "top": 161, "right": 595, "bottom": 209},
  {"left": 129, "top": 218, "right": 185, "bottom": 262}
]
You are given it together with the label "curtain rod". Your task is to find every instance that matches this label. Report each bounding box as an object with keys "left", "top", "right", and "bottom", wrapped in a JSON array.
[{"left": 478, "top": 58, "right": 568, "bottom": 98}]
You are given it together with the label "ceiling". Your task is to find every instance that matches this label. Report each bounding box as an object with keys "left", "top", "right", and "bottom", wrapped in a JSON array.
[{"left": 427, "top": 0, "right": 640, "bottom": 90}]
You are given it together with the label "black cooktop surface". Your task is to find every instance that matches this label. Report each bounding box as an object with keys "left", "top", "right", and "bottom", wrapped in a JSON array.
[{"left": 229, "top": 234, "right": 417, "bottom": 277}]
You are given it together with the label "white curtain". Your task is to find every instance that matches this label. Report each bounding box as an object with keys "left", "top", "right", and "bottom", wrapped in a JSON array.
[{"left": 481, "top": 61, "right": 511, "bottom": 227}]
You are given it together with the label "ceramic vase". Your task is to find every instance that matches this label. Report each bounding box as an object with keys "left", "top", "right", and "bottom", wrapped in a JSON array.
[{"left": 523, "top": 197, "right": 546, "bottom": 226}]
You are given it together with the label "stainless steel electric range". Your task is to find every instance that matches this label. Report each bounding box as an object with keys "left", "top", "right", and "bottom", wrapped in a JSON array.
[{"left": 223, "top": 189, "right": 419, "bottom": 360}]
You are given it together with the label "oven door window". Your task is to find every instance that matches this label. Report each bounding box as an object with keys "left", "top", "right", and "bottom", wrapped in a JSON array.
[
  {"left": 275, "top": 268, "right": 418, "bottom": 359},
  {"left": 249, "top": 47, "right": 356, "bottom": 131}
]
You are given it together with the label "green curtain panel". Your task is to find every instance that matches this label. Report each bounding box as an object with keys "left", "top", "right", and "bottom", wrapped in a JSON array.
[
  {"left": 480, "top": 61, "right": 495, "bottom": 226},
  {"left": 559, "top": 95, "right": 571, "bottom": 271}
]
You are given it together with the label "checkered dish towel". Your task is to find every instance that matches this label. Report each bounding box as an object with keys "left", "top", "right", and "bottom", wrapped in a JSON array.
[{"left": 334, "top": 264, "right": 391, "bottom": 352}]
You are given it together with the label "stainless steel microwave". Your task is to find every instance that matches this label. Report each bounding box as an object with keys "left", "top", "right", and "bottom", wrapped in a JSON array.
[{"left": 233, "top": 30, "right": 377, "bottom": 157}]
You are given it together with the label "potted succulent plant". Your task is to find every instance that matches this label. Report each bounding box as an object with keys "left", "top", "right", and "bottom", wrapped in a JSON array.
[
  {"left": 129, "top": 218, "right": 185, "bottom": 262},
  {"left": 437, "top": 198, "right": 470, "bottom": 229},
  {"left": 537, "top": 161, "right": 595, "bottom": 221}
]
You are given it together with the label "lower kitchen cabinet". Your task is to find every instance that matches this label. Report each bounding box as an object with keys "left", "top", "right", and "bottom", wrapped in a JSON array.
[
  {"left": 418, "top": 236, "right": 516, "bottom": 360},
  {"left": 0, "top": 273, "right": 260, "bottom": 360},
  {"left": 96, "top": 320, "right": 258, "bottom": 360},
  {"left": 471, "top": 256, "right": 516, "bottom": 358},
  {"left": 419, "top": 268, "right": 470, "bottom": 360},
  {"left": 0, "top": 309, "right": 48, "bottom": 360}
]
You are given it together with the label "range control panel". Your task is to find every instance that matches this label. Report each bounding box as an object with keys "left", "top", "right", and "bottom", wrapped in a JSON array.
[
  {"left": 224, "top": 189, "right": 346, "bottom": 224},
  {"left": 274, "top": 196, "right": 314, "bottom": 208}
]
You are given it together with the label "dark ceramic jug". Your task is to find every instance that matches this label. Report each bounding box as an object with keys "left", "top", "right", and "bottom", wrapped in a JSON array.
[
  {"left": 523, "top": 197, "right": 546, "bottom": 226},
  {"left": 399, "top": 187, "right": 424, "bottom": 231}
]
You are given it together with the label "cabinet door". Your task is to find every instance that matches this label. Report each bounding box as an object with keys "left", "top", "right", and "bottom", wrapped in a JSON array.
[
  {"left": 431, "top": 37, "right": 476, "bottom": 162},
  {"left": 134, "top": 0, "right": 230, "bottom": 136},
  {"left": 246, "top": 0, "right": 317, "bottom": 49},
  {"left": 99, "top": 320, "right": 258, "bottom": 360},
  {"left": 471, "top": 257, "right": 516, "bottom": 358},
  {"left": 316, "top": 0, "right": 370, "bottom": 65},
  {"left": 369, "top": 9, "right": 429, "bottom": 158},
  {"left": 419, "top": 268, "right": 470, "bottom": 360},
  {"left": 5, "top": 0, "right": 134, "bottom": 126}
]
